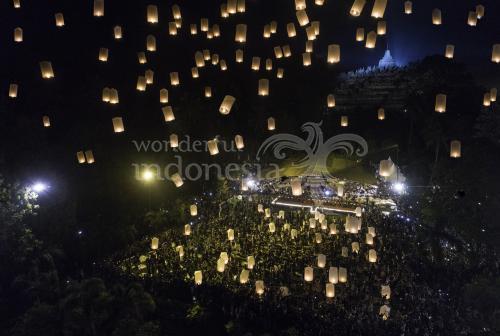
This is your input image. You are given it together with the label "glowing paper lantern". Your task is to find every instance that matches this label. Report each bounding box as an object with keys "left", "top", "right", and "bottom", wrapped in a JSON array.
[
  {"left": 476, "top": 5, "right": 485, "bottom": 19},
  {"left": 295, "top": 0, "right": 306, "bottom": 10},
  {"left": 200, "top": 18, "right": 209, "bottom": 32},
  {"left": 450, "top": 140, "right": 461, "bottom": 158},
  {"left": 327, "top": 94, "right": 336, "bottom": 108},
  {"left": 356, "top": 28, "right": 365, "bottom": 41},
  {"left": 42, "top": 116, "right": 50, "bottom": 127},
  {"left": 378, "top": 108, "right": 385, "bottom": 120},
  {"left": 195, "top": 51, "right": 205, "bottom": 68},
  {"left": 380, "top": 305, "right": 390, "bottom": 320},
  {"left": 291, "top": 229, "right": 298, "bottom": 239},
  {"left": 204, "top": 86, "right": 212, "bottom": 98},
  {"left": 467, "top": 11, "right": 477, "bottom": 26},
  {"left": 102, "top": 88, "right": 110, "bottom": 102},
  {"left": 170, "top": 72, "right": 179, "bottom": 86},
  {"left": 381, "top": 285, "right": 391, "bottom": 299},
  {"left": 329, "top": 223, "right": 338, "bottom": 235},
  {"left": 432, "top": 9, "right": 442, "bottom": 25},
  {"left": 190, "top": 204, "right": 197, "bottom": 216},
  {"left": 168, "top": 22, "right": 177, "bottom": 35},
  {"left": 355, "top": 207, "right": 362, "bottom": 217},
  {"left": 365, "top": 31, "right": 377, "bottom": 48},
  {"left": 291, "top": 178, "right": 302, "bottom": 196},
  {"left": 194, "top": 271, "right": 202, "bottom": 285},
  {"left": 13, "top": 0, "right": 21, "bottom": 8},
  {"left": 136, "top": 76, "right": 146, "bottom": 91},
  {"left": 235, "top": 24, "right": 247, "bottom": 43},
  {"left": 147, "top": 5, "right": 158, "bottom": 23},
  {"left": 379, "top": 159, "right": 394, "bottom": 177},
  {"left": 172, "top": 4, "right": 181, "bottom": 19},
  {"left": 247, "top": 256, "right": 255, "bottom": 269},
  {"left": 99, "top": 48, "right": 109, "bottom": 62},
  {"left": 287, "top": 23, "right": 297, "bottom": 37},
  {"left": 169, "top": 134, "right": 178, "bottom": 148},
  {"left": 114, "top": 26, "right": 122, "bottom": 39},
  {"left": 326, "top": 283, "right": 335, "bottom": 298},
  {"left": 235, "top": 49, "right": 244, "bottom": 63},
  {"left": 239, "top": 269, "right": 249, "bottom": 284},
  {"left": 255, "top": 281, "right": 264, "bottom": 295},
  {"left": 318, "top": 254, "right": 326, "bottom": 268},
  {"left": 315, "top": 233, "right": 322, "bottom": 243},
  {"left": 352, "top": 242, "right": 360, "bottom": 253},
  {"left": 184, "top": 224, "right": 191, "bottom": 236},
  {"left": 207, "top": 140, "right": 219, "bottom": 155},
  {"left": 160, "top": 89, "right": 169, "bottom": 104},
  {"left": 304, "top": 267, "right": 314, "bottom": 282},
  {"left": 263, "top": 25, "right": 271, "bottom": 38},
  {"left": 366, "top": 233, "right": 374, "bottom": 245},
  {"left": 227, "top": 0, "right": 237, "bottom": 14},
  {"left": 274, "top": 46, "right": 283, "bottom": 59},
  {"left": 350, "top": 0, "right": 366, "bottom": 16},
  {"left": 190, "top": 24, "right": 197, "bottom": 35},
  {"left": 55, "top": 13, "right": 65, "bottom": 27},
  {"left": 146, "top": 35, "right": 156, "bottom": 51},
  {"left": 39, "top": 61, "right": 54, "bottom": 79},
  {"left": 270, "top": 21, "right": 277, "bottom": 34},
  {"left": 137, "top": 52, "right": 147, "bottom": 64},
  {"left": 112, "top": 117, "right": 124, "bottom": 133},
  {"left": 283, "top": 45, "right": 292, "bottom": 57},
  {"left": 110, "top": 88, "right": 120, "bottom": 103},
  {"left": 84, "top": 150, "right": 95, "bottom": 164},
  {"left": 268, "top": 222, "right": 276, "bottom": 233},
  {"left": 404, "top": 1, "right": 412, "bottom": 14},
  {"left": 296, "top": 10, "right": 309, "bottom": 26},
  {"left": 277, "top": 68, "right": 284, "bottom": 79},
  {"left": 151, "top": 237, "right": 159, "bottom": 250},
  {"left": 217, "top": 258, "right": 225, "bottom": 272},
  {"left": 162, "top": 106, "right": 175, "bottom": 122},
  {"left": 302, "top": 52, "right": 312, "bottom": 66},
  {"left": 490, "top": 88, "right": 497, "bottom": 102},
  {"left": 306, "top": 26, "right": 316, "bottom": 41},
  {"left": 445, "top": 45, "right": 455, "bottom": 59},
  {"left": 368, "top": 249, "right": 377, "bottom": 262},
  {"left": 492, "top": 45, "right": 500, "bottom": 63},
  {"left": 14, "top": 27, "right": 23, "bottom": 42},
  {"left": 9, "top": 84, "right": 18, "bottom": 98},
  {"left": 220, "top": 252, "right": 229, "bottom": 264},
  {"left": 211, "top": 54, "right": 219, "bottom": 65},
  {"left": 371, "top": 0, "right": 387, "bottom": 18},
  {"left": 76, "top": 151, "right": 86, "bottom": 164},
  {"left": 171, "top": 173, "right": 183, "bottom": 187},
  {"left": 220, "top": 95, "right": 236, "bottom": 115},
  {"left": 483, "top": 92, "right": 491, "bottom": 106},
  {"left": 258, "top": 79, "right": 269, "bottom": 96},
  {"left": 337, "top": 184, "right": 344, "bottom": 197},
  {"left": 377, "top": 21, "right": 387, "bottom": 35},
  {"left": 265, "top": 59, "right": 272, "bottom": 71},
  {"left": 312, "top": 21, "right": 320, "bottom": 35},
  {"left": 339, "top": 267, "right": 347, "bottom": 283},
  {"left": 237, "top": 0, "right": 246, "bottom": 12},
  {"left": 227, "top": 229, "right": 235, "bottom": 241},
  {"left": 235, "top": 135, "right": 244, "bottom": 150},
  {"left": 251, "top": 57, "right": 261, "bottom": 70},
  {"left": 191, "top": 67, "right": 199, "bottom": 78},
  {"left": 267, "top": 117, "right": 276, "bottom": 130},
  {"left": 93, "top": 0, "right": 104, "bottom": 17},
  {"left": 435, "top": 94, "right": 447, "bottom": 113},
  {"left": 327, "top": 45, "right": 340, "bottom": 64},
  {"left": 341, "top": 116, "right": 348, "bottom": 127},
  {"left": 176, "top": 245, "right": 184, "bottom": 258},
  {"left": 329, "top": 267, "right": 338, "bottom": 284}
]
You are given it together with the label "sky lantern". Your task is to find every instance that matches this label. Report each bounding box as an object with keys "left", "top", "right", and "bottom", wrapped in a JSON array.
[
  {"left": 337, "top": 184, "right": 344, "bottom": 197},
  {"left": 352, "top": 242, "right": 360, "bottom": 253},
  {"left": 312, "top": 21, "right": 320, "bottom": 35},
  {"left": 339, "top": 267, "right": 347, "bottom": 283},
  {"left": 162, "top": 106, "right": 175, "bottom": 122},
  {"left": 432, "top": 9, "right": 442, "bottom": 25},
  {"left": 39, "top": 61, "right": 54, "bottom": 79},
  {"left": 207, "top": 140, "right": 219, "bottom": 155},
  {"left": 172, "top": 4, "right": 181, "bottom": 19},
  {"left": 368, "top": 249, "right": 377, "bottom": 262},
  {"left": 277, "top": 68, "right": 284, "bottom": 79},
  {"left": 190, "top": 24, "right": 198, "bottom": 35},
  {"left": 490, "top": 88, "right": 497, "bottom": 102},
  {"left": 315, "top": 232, "right": 322, "bottom": 244},
  {"left": 365, "top": 31, "right": 377, "bottom": 48},
  {"left": 137, "top": 52, "right": 147, "bottom": 64},
  {"left": 14, "top": 27, "right": 23, "bottom": 42},
  {"left": 220, "top": 252, "right": 229, "bottom": 264},
  {"left": 184, "top": 224, "right": 191, "bottom": 236},
  {"left": 191, "top": 67, "right": 199, "bottom": 78},
  {"left": 265, "top": 59, "right": 273, "bottom": 70},
  {"left": 492, "top": 44, "right": 500, "bottom": 63},
  {"left": 258, "top": 79, "right": 269, "bottom": 96},
  {"left": 450, "top": 140, "right": 461, "bottom": 158},
  {"left": 366, "top": 233, "right": 374, "bottom": 245},
  {"left": 98, "top": 48, "right": 109, "bottom": 62},
  {"left": 371, "top": 0, "right": 387, "bottom": 18},
  {"left": 476, "top": 5, "right": 485, "bottom": 19},
  {"left": 341, "top": 116, "right": 349, "bottom": 127},
  {"left": 377, "top": 21, "right": 387, "bottom": 35},
  {"left": 283, "top": 45, "right": 292, "bottom": 57},
  {"left": 235, "top": 49, "right": 244, "bottom": 63},
  {"left": 160, "top": 89, "right": 169, "bottom": 103},
  {"left": 318, "top": 254, "right": 326, "bottom": 268},
  {"left": 102, "top": 87, "right": 110, "bottom": 102},
  {"left": 146, "top": 35, "right": 156, "bottom": 51},
  {"left": 235, "top": 135, "right": 244, "bottom": 150},
  {"left": 270, "top": 21, "right": 278, "bottom": 34},
  {"left": 239, "top": 270, "right": 249, "bottom": 284},
  {"left": 200, "top": 18, "right": 209, "bottom": 32},
  {"left": 175, "top": 18, "right": 182, "bottom": 29},
  {"left": 42, "top": 116, "right": 51, "bottom": 127},
  {"left": 291, "top": 178, "right": 302, "bottom": 196},
  {"left": 151, "top": 237, "right": 159, "bottom": 250},
  {"left": 227, "top": 229, "right": 235, "bottom": 241},
  {"left": 136, "top": 76, "right": 146, "bottom": 91},
  {"left": 274, "top": 46, "right": 283, "bottom": 59},
  {"left": 235, "top": 24, "right": 247, "bottom": 43},
  {"left": 263, "top": 24, "right": 271, "bottom": 38},
  {"left": 217, "top": 258, "right": 225, "bottom": 272},
  {"left": 435, "top": 94, "right": 447, "bottom": 112},
  {"left": 112, "top": 117, "right": 124, "bottom": 133},
  {"left": 305, "top": 41, "right": 313, "bottom": 53},
  {"left": 378, "top": 108, "right": 385, "bottom": 120},
  {"left": 329, "top": 223, "right": 338, "bottom": 235},
  {"left": 171, "top": 173, "right": 183, "bottom": 187},
  {"left": 194, "top": 271, "right": 202, "bottom": 285},
  {"left": 329, "top": 267, "right": 338, "bottom": 284},
  {"left": 84, "top": 150, "right": 95, "bottom": 164},
  {"left": 211, "top": 54, "right": 219, "bottom": 65},
  {"left": 170, "top": 72, "right": 180, "bottom": 86},
  {"left": 304, "top": 267, "right": 314, "bottom": 282},
  {"left": 204, "top": 86, "right": 212, "bottom": 98},
  {"left": 295, "top": 0, "right": 306, "bottom": 10},
  {"left": 350, "top": 0, "right": 366, "bottom": 16},
  {"left": 287, "top": 23, "right": 297, "bottom": 37},
  {"left": 113, "top": 26, "right": 122, "bottom": 39},
  {"left": 195, "top": 51, "right": 205, "bottom": 67},
  {"left": 255, "top": 281, "right": 264, "bottom": 295},
  {"left": 467, "top": 11, "right": 477, "bottom": 26},
  {"left": 327, "top": 44, "right": 340, "bottom": 63},
  {"left": 306, "top": 26, "right": 316, "bottom": 41},
  {"left": 267, "top": 117, "right": 276, "bottom": 131},
  {"left": 189, "top": 204, "right": 198, "bottom": 217},
  {"left": 169, "top": 22, "right": 177, "bottom": 35},
  {"left": 9, "top": 84, "right": 18, "bottom": 98},
  {"left": 356, "top": 28, "right": 365, "bottom": 41},
  {"left": 268, "top": 222, "right": 276, "bottom": 233},
  {"left": 76, "top": 151, "right": 86, "bottom": 164},
  {"left": 93, "top": 0, "right": 104, "bottom": 17},
  {"left": 327, "top": 94, "right": 336, "bottom": 108},
  {"left": 169, "top": 134, "right": 179, "bottom": 148},
  {"left": 483, "top": 92, "right": 491, "bottom": 106},
  {"left": 147, "top": 5, "right": 158, "bottom": 23},
  {"left": 296, "top": 10, "right": 309, "bottom": 26},
  {"left": 237, "top": 0, "right": 245, "bottom": 12},
  {"left": 227, "top": 0, "right": 237, "bottom": 14},
  {"left": 220, "top": 95, "right": 236, "bottom": 114},
  {"left": 355, "top": 207, "right": 362, "bottom": 217},
  {"left": 379, "top": 159, "right": 394, "bottom": 177},
  {"left": 247, "top": 256, "right": 255, "bottom": 269},
  {"left": 445, "top": 45, "right": 455, "bottom": 59},
  {"left": 251, "top": 57, "right": 261, "bottom": 70},
  {"left": 303, "top": 52, "right": 312, "bottom": 66},
  {"left": 404, "top": 1, "right": 412, "bottom": 14},
  {"left": 13, "top": 0, "right": 21, "bottom": 8},
  {"left": 55, "top": 13, "right": 65, "bottom": 27}
]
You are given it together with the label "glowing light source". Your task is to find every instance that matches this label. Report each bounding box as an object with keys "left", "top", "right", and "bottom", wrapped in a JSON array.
[{"left": 32, "top": 182, "right": 48, "bottom": 193}]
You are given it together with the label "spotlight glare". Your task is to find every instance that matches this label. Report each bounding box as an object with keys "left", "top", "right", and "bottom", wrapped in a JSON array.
[{"left": 32, "top": 182, "right": 48, "bottom": 193}]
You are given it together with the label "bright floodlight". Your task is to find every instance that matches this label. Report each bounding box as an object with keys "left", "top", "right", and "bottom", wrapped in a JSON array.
[
  {"left": 32, "top": 182, "right": 48, "bottom": 193},
  {"left": 142, "top": 170, "right": 154, "bottom": 181},
  {"left": 392, "top": 182, "right": 406, "bottom": 194}
]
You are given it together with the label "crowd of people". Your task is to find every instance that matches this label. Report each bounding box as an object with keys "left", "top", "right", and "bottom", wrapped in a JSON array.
[{"left": 108, "top": 180, "right": 496, "bottom": 335}]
